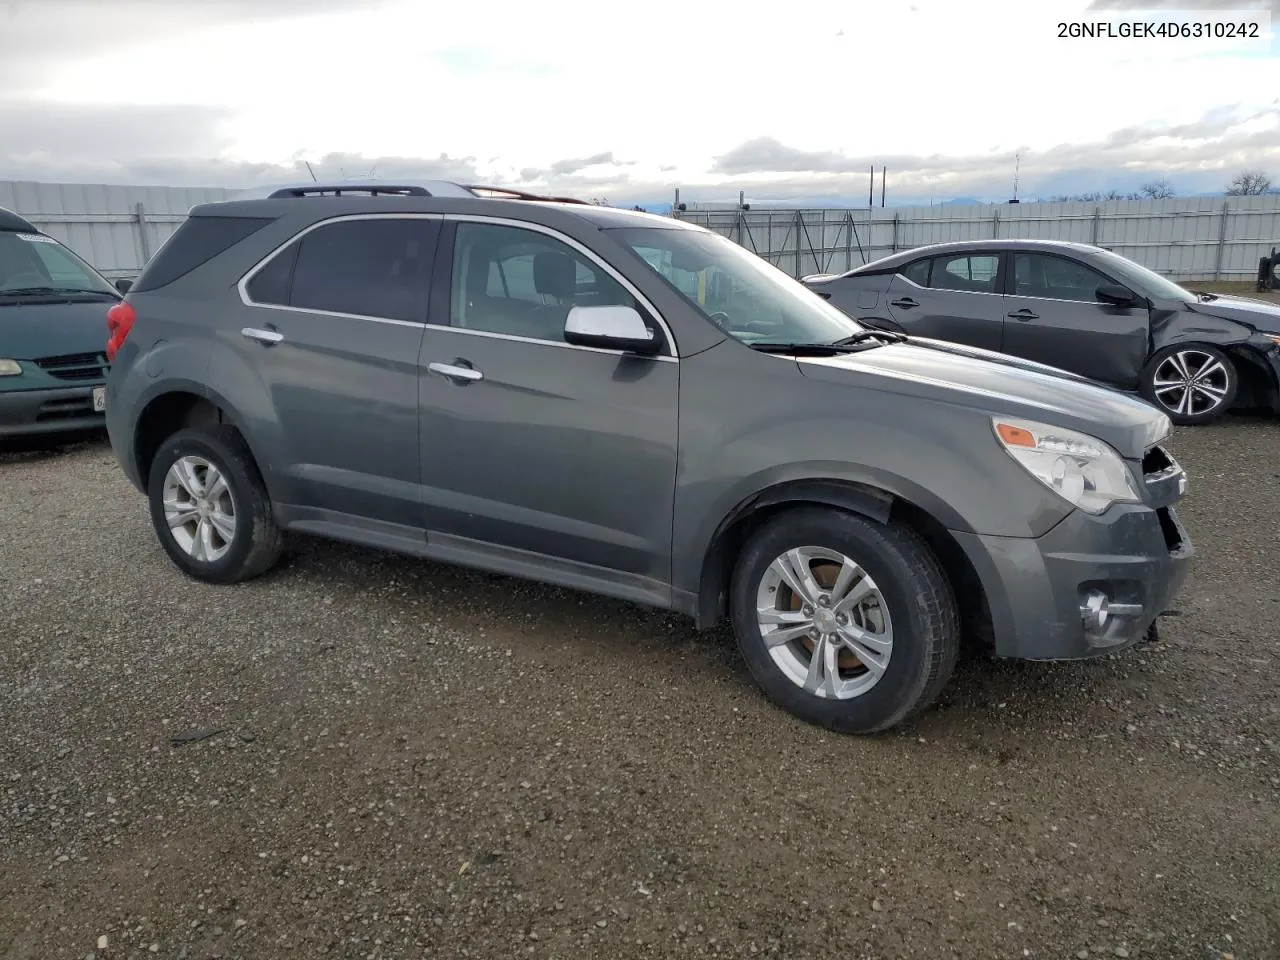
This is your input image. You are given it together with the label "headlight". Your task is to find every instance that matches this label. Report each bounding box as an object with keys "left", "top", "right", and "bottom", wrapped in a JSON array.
[
  {"left": 1263, "top": 334, "right": 1280, "bottom": 348},
  {"left": 992, "top": 417, "right": 1141, "bottom": 515},
  {"left": 0, "top": 359, "right": 22, "bottom": 376}
]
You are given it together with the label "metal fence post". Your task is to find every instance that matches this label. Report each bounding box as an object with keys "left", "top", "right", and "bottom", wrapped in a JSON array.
[
  {"left": 1214, "top": 199, "right": 1230, "bottom": 281},
  {"left": 1091, "top": 205, "right": 1101, "bottom": 246},
  {"left": 134, "top": 201, "right": 152, "bottom": 265},
  {"left": 891, "top": 213, "right": 899, "bottom": 253},
  {"left": 992, "top": 207, "right": 1000, "bottom": 239},
  {"left": 795, "top": 210, "right": 803, "bottom": 278}
]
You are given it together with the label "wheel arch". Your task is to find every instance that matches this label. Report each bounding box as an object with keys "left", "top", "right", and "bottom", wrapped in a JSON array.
[
  {"left": 691, "top": 478, "right": 993, "bottom": 648},
  {"left": 132, "top": 384, "right": 274, "bottom": 498}
]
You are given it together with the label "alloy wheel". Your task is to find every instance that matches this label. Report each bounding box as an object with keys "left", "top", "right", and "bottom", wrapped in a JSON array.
[
  {"left": 1151, "top": 349, "right": 1230, "bottom": 418},
  {"left": 161, "top": 455, "right": 237, "bottom": 562},
  {"left": 754, "top": 546, "right": 893, "bottom": 700}
]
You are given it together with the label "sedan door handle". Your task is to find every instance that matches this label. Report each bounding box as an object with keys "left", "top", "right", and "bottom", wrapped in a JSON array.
[
  {"left": 241, "top": 326, "right": 284, "bottom": 345},
  {"left": 428, "top": 361, "right": 483, "bottom": 383},
  {"left": 1007, "top": 309, "right": 1039, "bottom": 321},
  {"left": 889, "top": 297, "right": 919, "bottom": 309}
]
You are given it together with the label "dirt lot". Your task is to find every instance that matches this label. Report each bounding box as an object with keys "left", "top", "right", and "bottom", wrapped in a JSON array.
[{"left": 2, "top": 417, "right": 1278, "bottom": 960}]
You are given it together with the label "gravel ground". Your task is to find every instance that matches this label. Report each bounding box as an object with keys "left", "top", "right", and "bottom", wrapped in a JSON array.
[{"left": 2, "top": 417, "right": 1278, "bottom": 960}]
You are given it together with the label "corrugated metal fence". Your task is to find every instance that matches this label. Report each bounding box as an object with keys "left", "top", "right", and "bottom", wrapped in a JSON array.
[
  {"left": 674, "top": 195, "right": 1280, "bottom": 282},
  {"left": 4, "top": 179, "right": 1280, "bottom": 284},
  {"left": 0, "top": 180, "right": 235, "bottom": 279}
]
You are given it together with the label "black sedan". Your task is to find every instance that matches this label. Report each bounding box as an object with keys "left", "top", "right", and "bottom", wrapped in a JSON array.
[{"left": 802, "top": 239, "right": 1280, "bottom": 425}]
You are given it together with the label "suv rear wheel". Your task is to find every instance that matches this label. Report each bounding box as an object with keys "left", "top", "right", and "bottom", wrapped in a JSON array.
[
  {"left": 729, "top": 507, "right": 960, "bottom": 734},
  {"left": 146, "top": 425, "right": 283, "bottom": 584}
]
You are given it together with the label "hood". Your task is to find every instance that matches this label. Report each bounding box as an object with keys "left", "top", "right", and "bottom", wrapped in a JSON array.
[
  {"left": 0, "top": 298, "right": 116, "bottom": 360},
  {"left": 795, "top": 337, "right": 1170, "bottom": 459},
  {"left": 1188, "top": 293, "right": 1280, "bottom": 333}
]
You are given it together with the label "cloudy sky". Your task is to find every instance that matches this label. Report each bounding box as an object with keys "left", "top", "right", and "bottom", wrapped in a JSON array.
[{"left": 1, "top": 0, "right": 1277, "bottom": 204}]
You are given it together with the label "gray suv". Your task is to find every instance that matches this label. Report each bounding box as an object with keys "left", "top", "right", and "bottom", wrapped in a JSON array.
[{"left": 104, "top": 180, "right": 1194, "bottom": 734}]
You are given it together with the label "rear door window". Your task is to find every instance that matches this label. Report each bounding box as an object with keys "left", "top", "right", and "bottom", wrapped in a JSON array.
[
  {"left": 928, "top": 254, "right": 1000, "bottom": 294},
  {"left": 246, "top": 218, "right": 439, "bottom": 323}
]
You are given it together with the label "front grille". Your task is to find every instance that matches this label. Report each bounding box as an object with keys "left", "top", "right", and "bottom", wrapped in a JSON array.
[{"left": 33, "top": 351, "right": 109, "bottom": 382}]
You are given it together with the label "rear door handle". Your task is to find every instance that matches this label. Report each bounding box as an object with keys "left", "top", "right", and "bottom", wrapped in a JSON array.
[
  {"left": 241, "top": 326, "right": 284, "bottom": 345},
  {"left": 1007, "top": 309, "right": 1039, "bottom": 321},
  {"left": 428, "top": 361, "right": 483, "bottom": 383},
  {"left": 889, "top": 297, "right": 919, "bottom": 309}
]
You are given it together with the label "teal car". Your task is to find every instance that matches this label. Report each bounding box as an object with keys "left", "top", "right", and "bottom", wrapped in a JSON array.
[{"left": 0, "top": 207, "right": 125, "bottom": 444}]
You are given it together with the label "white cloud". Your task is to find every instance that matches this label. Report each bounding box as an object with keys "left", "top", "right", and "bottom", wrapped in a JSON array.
[{"left": 1, "top": 0, "right": 1277, "bottom": 200}]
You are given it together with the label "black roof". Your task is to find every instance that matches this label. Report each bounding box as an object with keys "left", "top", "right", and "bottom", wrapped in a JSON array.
[{"left": 0, "top": 207, "right": 39, "bottom": 233}]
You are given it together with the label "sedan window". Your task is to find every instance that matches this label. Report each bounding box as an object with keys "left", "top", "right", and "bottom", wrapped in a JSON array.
[
  {"left": 1014, "top": 253, "right": 1112, "bottom": 303},
  {"left": 928, "top": 254, "right": 1000, "bottom": 294},
  {"left": 901, "top": 258, "right": 931, "bottom": 286}
]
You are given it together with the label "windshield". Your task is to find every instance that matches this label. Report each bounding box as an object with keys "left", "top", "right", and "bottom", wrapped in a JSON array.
[
  {"left": 608, "top": 226, "right": 864, "bottom": 345},
  {"left": 0, "top": 231, "right": 119, "bottom": 296},
  {"left": 1092, "top": 248, "right": 1194, "bottom": 303}
]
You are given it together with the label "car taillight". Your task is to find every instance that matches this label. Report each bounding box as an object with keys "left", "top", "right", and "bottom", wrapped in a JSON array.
[{"left": 106, "top": 301, "right": 136, "bottom": 362}]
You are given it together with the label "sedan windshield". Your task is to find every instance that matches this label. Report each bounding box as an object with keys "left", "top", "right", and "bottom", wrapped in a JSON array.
[
  {"left": 0, "top": 231, "right": 119, "bottom": 297},
  {"left": 607, "top": 226, "right": 865, "bottom": 345},
  {"left": 1092, "top": 248, "right": 1195, "bottom": 303}
]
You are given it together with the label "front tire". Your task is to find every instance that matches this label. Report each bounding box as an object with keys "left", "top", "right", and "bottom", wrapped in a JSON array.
[
  {"left": 729, "top": 507, "right": 960, "bottom": 734},
  {"left": 146, "top": 425, "right": 283, "bottom": 584},
  {"left": 1140, "top": 343, "right": 1237, "bottom": 425}
]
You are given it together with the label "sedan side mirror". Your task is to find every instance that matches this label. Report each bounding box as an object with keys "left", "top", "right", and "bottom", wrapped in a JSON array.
[
  {"left": 114, "top": 277, "right": 134, "bottom": 294},
  {"left": 564, "top": 305, "right": 661, "bottom": 355},
  {"left": 1096, "top": 283, "right": 1136, "bottom": 307}
]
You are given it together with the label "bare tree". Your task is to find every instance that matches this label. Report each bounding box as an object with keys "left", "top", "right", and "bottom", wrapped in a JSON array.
[
  {"left": 1225, "top": 170, "right": 1273, "bottom": 196},
  {"left": 1138, "top": 179, "right": 1175, "bottom": 199}
]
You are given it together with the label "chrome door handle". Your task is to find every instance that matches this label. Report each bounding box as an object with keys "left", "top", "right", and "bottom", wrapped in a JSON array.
[
  {"left": 242, "top": 327, "right": 284, "bottom": 345},
  {"left": 428, "top": 361, "right": 483, "bottom": 382}
]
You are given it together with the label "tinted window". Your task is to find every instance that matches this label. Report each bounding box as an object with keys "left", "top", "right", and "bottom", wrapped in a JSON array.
[
  {"left": 277, "top": 218, "right": 436, "bottom": 322},
  {"left": 929, "top": 254, "right": 1000, "bottom": 293},
  {"left": 0, "top": 231, "right": 117, "bottom": 294},
  {"left": 133, "top": 215, "right": 273, "bottom": 293},
  {"left": 1014, "top": 253, "right": 1112, "bottom": 302},
  {"left": 901, "top": 258, "right": 930, "bottom": 286},
  {"left": 245, "top": 240, "right": 298, "bottom": 304},
  {"left": 451, "top": 222, "right": 638, "bottom": 343}
]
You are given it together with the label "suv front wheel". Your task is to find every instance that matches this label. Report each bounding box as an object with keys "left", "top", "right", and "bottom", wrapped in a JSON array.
[
  {"left": 729, "top": 507, "right": 960, "bottom": 734},
  {"left": 146, "top": 425, "right": 284, "bottom": 584}
]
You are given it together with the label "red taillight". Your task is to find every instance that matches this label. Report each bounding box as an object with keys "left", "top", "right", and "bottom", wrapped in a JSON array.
[{"left": 106, "top": 301, "right": 136, "bottom": 362}]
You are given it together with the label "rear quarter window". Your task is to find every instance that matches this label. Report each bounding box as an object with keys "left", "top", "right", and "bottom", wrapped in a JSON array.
[{"left": 132, "top": 215, "right": 275, "bottom": 293}]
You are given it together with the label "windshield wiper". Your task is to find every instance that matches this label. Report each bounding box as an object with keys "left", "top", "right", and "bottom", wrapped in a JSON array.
[
  {"left": 0, "top": 286, "right": 116, "bottom": 298},
  {"left": 833, "top": 329, "right": 908, "bottom": 345}
]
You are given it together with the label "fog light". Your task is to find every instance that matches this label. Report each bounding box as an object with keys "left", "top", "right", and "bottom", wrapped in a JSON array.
[{"left": 1082, "top": 590, "right": 1110, "bottom": 631}]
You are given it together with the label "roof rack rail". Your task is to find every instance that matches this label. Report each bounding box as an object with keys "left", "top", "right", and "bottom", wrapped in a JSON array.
[
  {"left": 465, "top": 185, "right": 591, "bottom": 205},
  {"left": 229, "top": 179, "right": 479, "bottom": 201},
  {"left": 227, "top": 179, "right": 591, "bottom": 205},
  {"left": 262, "top": 179, "right": 479, "bottom": 199}
]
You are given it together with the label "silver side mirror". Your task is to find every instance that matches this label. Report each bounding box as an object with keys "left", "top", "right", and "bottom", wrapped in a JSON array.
[{"left": 563, "top": 305, "right": 661, "bottom": 355}]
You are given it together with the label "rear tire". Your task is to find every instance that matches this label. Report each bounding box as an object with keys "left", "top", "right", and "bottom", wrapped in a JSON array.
[
  {"left": 146, "top": 425, "right": 283, "bottom": 584},
  {"left": 729, "top": 507, "right": 960, "bottom": 734},
  {"left": 1140, "top": 343, "right": 1237, "bottom": 425}
]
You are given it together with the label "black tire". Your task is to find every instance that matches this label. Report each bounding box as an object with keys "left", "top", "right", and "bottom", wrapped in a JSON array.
[
  {"left": 1139, "top": 343, "right": 1238, "bottom": 425},
  {"left": 146, "top": 425, "right": 283, "bottom": 584},
  {"left": 729, "top": 506, "right": 960, "bottom": 734}
]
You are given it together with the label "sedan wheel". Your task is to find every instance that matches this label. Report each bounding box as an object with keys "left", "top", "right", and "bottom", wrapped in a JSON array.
[{"left": 1141, "top": 344, "right": 1237, "bottom": 425}]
